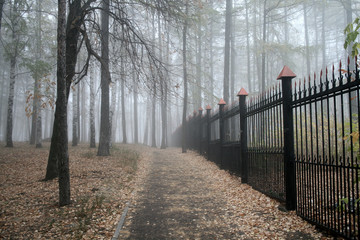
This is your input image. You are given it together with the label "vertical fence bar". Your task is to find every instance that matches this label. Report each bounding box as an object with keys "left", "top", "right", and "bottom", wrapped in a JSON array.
[
  {"left": 277, "top": 66, "right": 297, "bottom": 210},
  {"left": 238, "top": 88, "right": 248, "bottom": 183}
]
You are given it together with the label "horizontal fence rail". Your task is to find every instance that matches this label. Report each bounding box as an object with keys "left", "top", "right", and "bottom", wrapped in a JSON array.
[{"left": 171, "top": 59, "right": 360, "bottom": 239}]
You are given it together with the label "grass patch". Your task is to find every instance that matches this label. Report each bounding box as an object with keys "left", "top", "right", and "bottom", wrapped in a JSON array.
[
  {"left": 74, "top": 194, "right": 105, "bottom": 239},
  {"left": 111, "top": 146, "right": 140, "bottom": 173},
  {"left": 80, "top": 150, "right": 96, "bottom": 159}
]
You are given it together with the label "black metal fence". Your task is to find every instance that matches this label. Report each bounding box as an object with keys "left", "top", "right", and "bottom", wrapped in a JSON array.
[{"left": 171, "top": 59, "right": 360, "bottom": 239}]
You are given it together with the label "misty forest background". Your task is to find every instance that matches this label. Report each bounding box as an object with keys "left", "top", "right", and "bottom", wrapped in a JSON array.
[{"left": 0, "top": 0, "right": 359, "bottom": 150}]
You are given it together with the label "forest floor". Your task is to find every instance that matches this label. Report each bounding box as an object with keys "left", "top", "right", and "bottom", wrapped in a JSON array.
[
  {"left": 0, "top": 143, "right": 334, "bottom": 239},
  {"left": 0, "top": 142, "right": 149, "bottom": 239}
]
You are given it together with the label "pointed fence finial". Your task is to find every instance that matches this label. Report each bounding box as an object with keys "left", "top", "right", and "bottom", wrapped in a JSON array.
[
  {"left": 237, "top": 88, "right": 248, "bottom": 96},
  {"left": 218, "top": 98, "right": 226, "bottom": 105},
  {"left": 277, "top": 65, "right": 296, "bottom": 80},
  {"left": 205, "top": 104, "right": 211, "bottom": 110}
]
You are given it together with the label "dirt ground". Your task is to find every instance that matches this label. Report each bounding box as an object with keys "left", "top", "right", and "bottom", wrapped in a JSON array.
[{"left": 119, "top": 148, "right": 332, "bottom": 240}]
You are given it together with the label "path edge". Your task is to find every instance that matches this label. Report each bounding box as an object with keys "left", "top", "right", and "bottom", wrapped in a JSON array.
[{"left": 111, "top": 201, "right": 130, "bottom": 240}]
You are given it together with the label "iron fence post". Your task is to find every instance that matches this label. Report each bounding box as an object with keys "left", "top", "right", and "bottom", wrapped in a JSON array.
[
  {"left": 277, "top": 66, "right": 297, "bottom": 211},
  {"left": 218, "top": 99, "right": 226, "bottom": 167},
  {"left": 238, "top": 88, "right": 248, "bottom": 183},
  {"left": 206, "top": 105, "right": 211, "bottom": 160}
]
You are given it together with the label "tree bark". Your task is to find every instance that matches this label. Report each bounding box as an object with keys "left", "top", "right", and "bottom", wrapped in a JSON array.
[
  {"left": 223, "top": 0, "right": 232, "bottom": 104},
  {"left": 245, "top": 0, "right": 252, "bottom": 92},
  {"left": 45, "top": 0, "right": 84, "bottom": 180},
  {"left": 303, "top": 2, "right": 311, "bottom": 76},
  {"left": 6, "top": 2, "right": 19, "bottom": 148},
  {"left": 121, "top": 51, "right": 127, "bottom": 144},
  {"left": 182, "top": 1, "right": 189, "bottom": 153},
  {"left": 56, "top": 0, "right": 70, "bottom": 206},
  {"left": 89, "top": 62, "right": 96, "bottom": 148},
  {"left": 0, "top": 0, "right": 4, "bottom": 33},
  {"left": 133, "top": 70, "right": 138, "bottom": 144},
  {"left": 97, "top": 0, "right": 110, "bottom": 156},
  {"left": 110, "top": 81, "right": 117, "bottom": 146},
  {"left": 72, "top": 85, "right": 78, "bottom": 146},
  {"left": 209, "top": 0, "right": 214, "bottom": 105},
  {"left": 261, "top": 0, "right": 267, "bottom": 92},
  {"left": 158, "top": 12, "right": 167, "bottom": 149},
  {"left": 6, "top": 56, "right": 16, "bottom": 148}
]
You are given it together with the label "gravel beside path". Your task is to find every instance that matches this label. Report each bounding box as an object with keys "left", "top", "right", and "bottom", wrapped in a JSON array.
[{"left": 119, "top": 148, "right": 330, "bottom": 240}]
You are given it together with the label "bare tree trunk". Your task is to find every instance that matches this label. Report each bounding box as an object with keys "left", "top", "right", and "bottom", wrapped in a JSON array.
[
  {"left": 110, "top": 81, "right": 116, "bottom": 146},
  {"left": 209, "top": 0, "right": 214, "bottom": 105},
  {"left": 77, "top": 81, "right": 80, "bottom": 142},
  {"left": 321, "top": 1, "right": 326, "bottom": 71},
  {"left": 6, "top": 1, "right": 19, "bottom": 148},
  {"left": 143, "top": 100, "right": 150, "bottom": 145},
  {"left": 245, "top": 0, "right": 252, "bottom": 92},
  {"left": 157, "top": 12, "right": 167, "bottom": 149},
  {"left": 261, "top": 0, "right": 267, "bottom": 92},
  {"left": 6, "top": 56, "right": 16, "bottom": 148},
  {"left": 89, "top": 62, "right": 96, "bottom": 148},
  {"left": 133, "top": 70, "right": 138, "bottom": 144},
  {"left": 97, "top": 0, "right": 110, "bottom": 156},
  {"left": 195, "top": 16, "right": 202, "bottom": 109},
  {"left": 182, "top": 1, "right": 189, "bottom": 153},
  {"left": 35, "top": 0, "right": 42, "bottom": 148},
  {"left": 303, "top": 2, "right": 311, "bottom": 76},
  {"left": 223, "top": 0, "right": 232, "bottom": 104},
  {"left": 45, "top": 0, "right": 83, "bottom": 180},
  {"left": 72, "top": 85, "right": 78, "bottom": 146},
  {"left": 0, "top": 0, "right": 4, "bottom": 32},
  {"left": 56, "top": 0, "right": 70, "bottom": 206},
  {"left": 121, "top": 54, "right": 127, "bottom": 144},
  {"left": 151, "top": 10, "right": 156, "bottom": 148}
]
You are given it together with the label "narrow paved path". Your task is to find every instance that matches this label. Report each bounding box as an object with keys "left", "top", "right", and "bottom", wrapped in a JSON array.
[{"left": 119, "top": 148, "right": 327, "bottom": 240}]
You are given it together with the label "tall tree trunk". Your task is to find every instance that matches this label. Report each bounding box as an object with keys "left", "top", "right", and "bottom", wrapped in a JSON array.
[
  {"left": 121, "top": 53, "right": 127, "bottom": 144},
  {"left": 133, "top": 70, "right": 138, "bottom": 144},
  {"left": 35, "top": 0, "right": 43, "bottom": 148},
  {"left": 6, "top": 56, "right": 16, "bottom": 147},
  {"left": 77, "top": 81, "right": 80, "bottom": 142},
  {"left": 182, "top": 1, "right": 189, "bottom": 153},
  {"left": 6, "top": 1, "right": 19, "bottom": 148},
  {"left": 321, "top": 1, "right": 326, "bottom": 71},
  {"left": 195, "top": 16, "right": 202, "bottom": 109},
  {"left": 223, "top": 0, "right": 232, "bottom": 104},
  {"left": 110, "top": 81, "right": 117, "bottom": 146},
  {"left": 209, "top": 0, "right": 214, "bottom": 105},
  {"left": 0, "top": 0, "right": 4, "bottom": 32},
  {"left": 72, "top": 85, "right": 78, "bottom": 146},
  {"left": 56, "top": 0, "right": 70, "bottom": 206},
  {"left": 143, "top": 100, "right": 150, "bottom": 145},
  {"left": 97, "top": 0, "right": 110, "bottom": 156},
  {"left": 45, "top": 0, "right": 84, "bottom": 180},
  {"left": 261, "top": 0, "right": 267, "bottom": 92},
  {"left": 303, "top": 2, "right": 311, "bottom": 76},
  {"left": 89, "top": 62, "right": 96, "bottom": 148},
  {"left": 151, "top": 10, "right": 156, "bottom": 148},
  {"left": 245, "top": 0, "right": 252, "bottom": 92},
  {"left": 158, "top": 12, "right": 167, "bottom": 149},
  {"left": 230, "top": 0, "right": 235, "bottom": 102}
]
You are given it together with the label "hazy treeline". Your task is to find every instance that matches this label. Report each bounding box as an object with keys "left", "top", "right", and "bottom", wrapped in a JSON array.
[{"left": 0, "top": 0, "right": 358, "bottom": 146}]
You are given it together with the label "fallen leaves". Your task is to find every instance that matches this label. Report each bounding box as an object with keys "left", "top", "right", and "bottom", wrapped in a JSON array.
[{"left": 0, "top": 142, "right": 148, "bottom": 239}]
